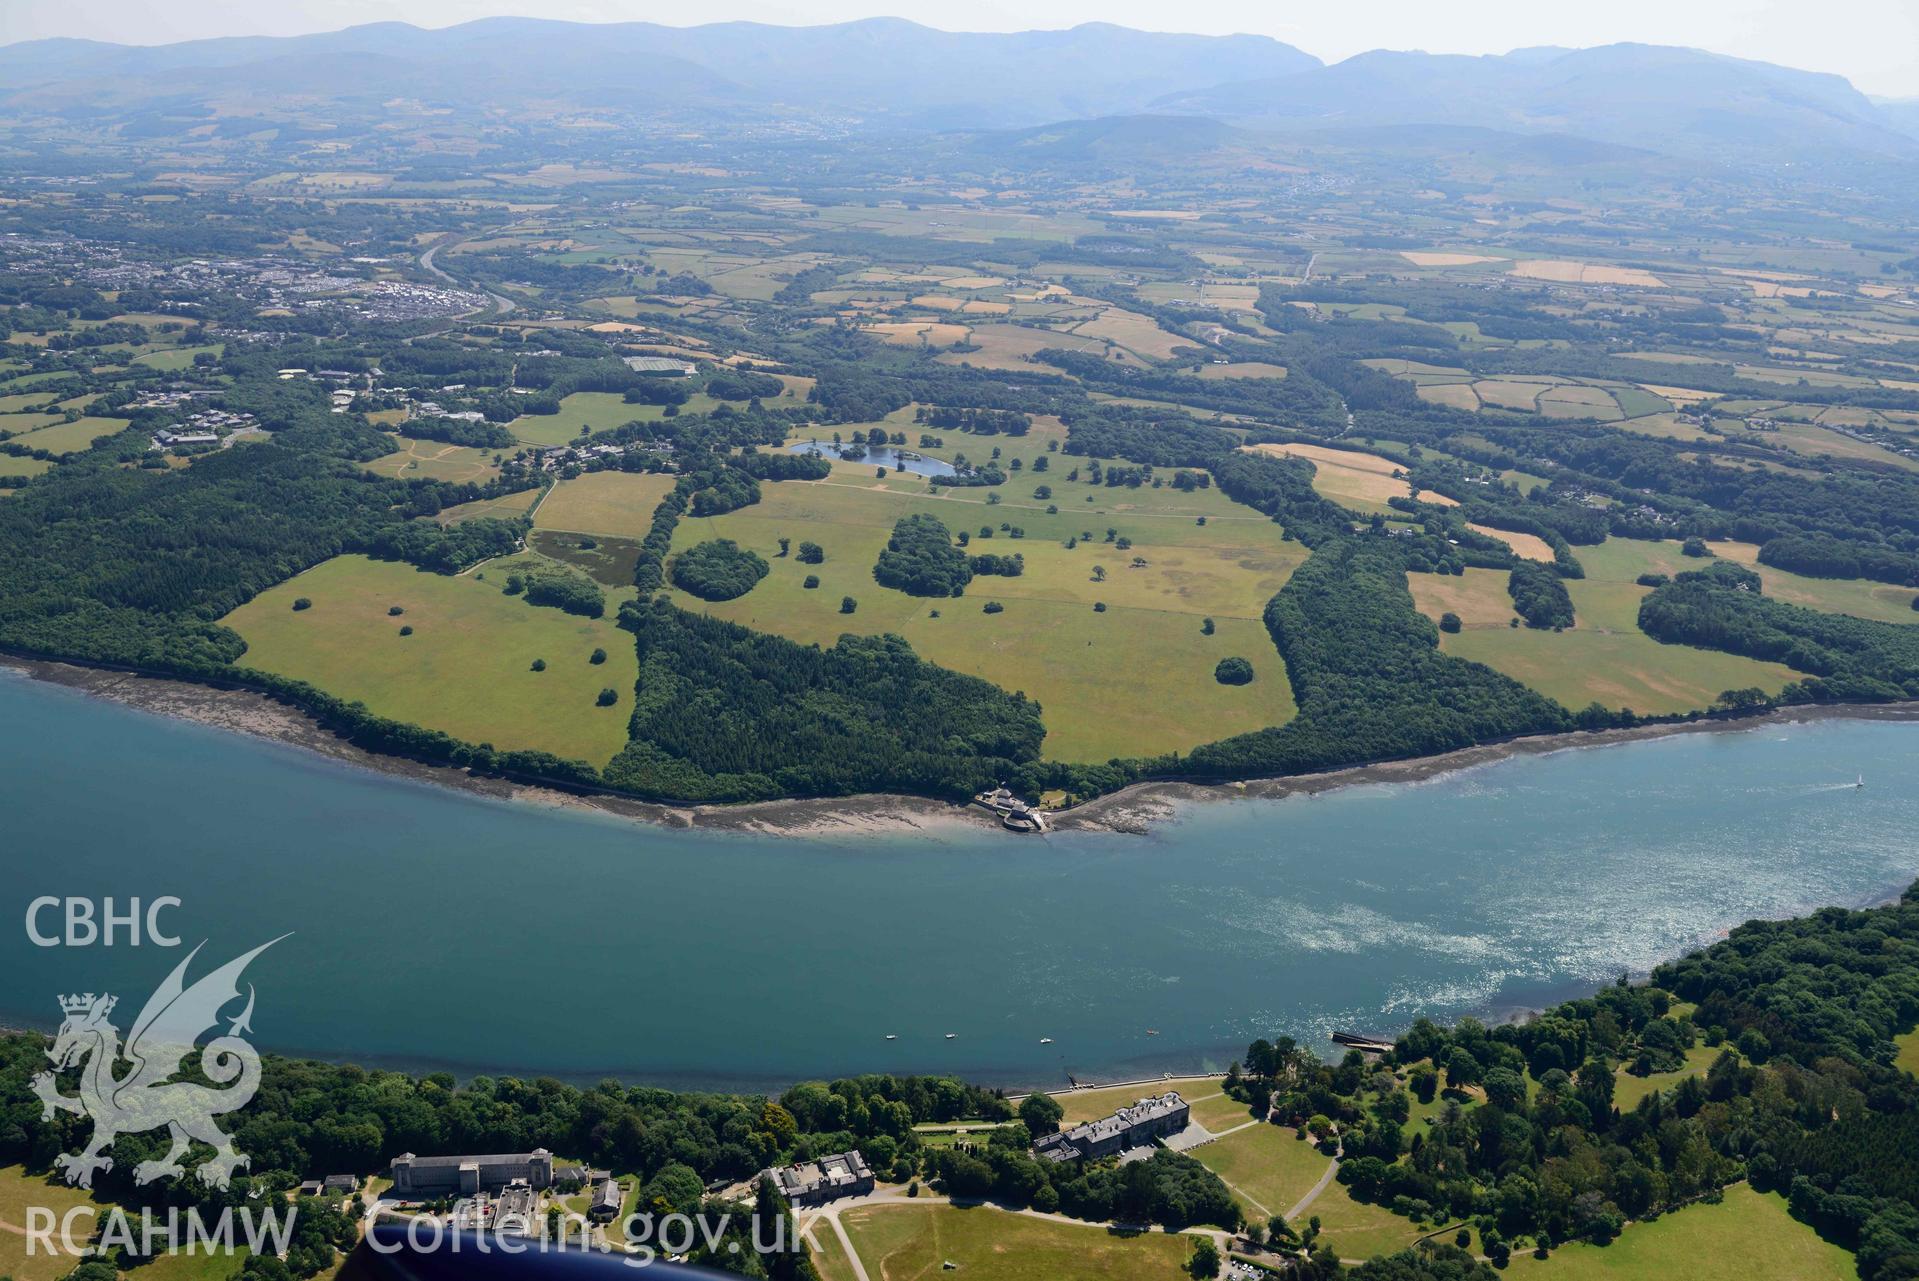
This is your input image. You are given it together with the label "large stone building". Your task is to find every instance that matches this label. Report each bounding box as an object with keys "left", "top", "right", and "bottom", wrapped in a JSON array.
[
  {"left": 391, "top": 1149, "right": 554, "bottom": 1197},
  {"left": 767, "top": 1150, "right": 874, "bottom": 1208},
  {"left": 1034, "top": 1092, "right": 1190, "bottom": 1163}
]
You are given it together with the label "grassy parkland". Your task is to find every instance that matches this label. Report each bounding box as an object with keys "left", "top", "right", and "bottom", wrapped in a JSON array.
[
  {"left": 661, "top": 453, "right": 1304, "bottom": 762},
  {"left": 225, "top": 554, "right": 637, "bottom": 767}
]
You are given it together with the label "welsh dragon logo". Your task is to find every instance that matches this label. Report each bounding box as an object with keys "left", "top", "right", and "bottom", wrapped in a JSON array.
[{"left": 31, "top": 937, "right": 286, "bottom": 1190}]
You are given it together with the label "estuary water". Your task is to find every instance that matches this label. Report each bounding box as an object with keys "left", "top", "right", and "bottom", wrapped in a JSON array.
[{"left": 2, "top": 668, "right": 1914, "bottom": 1091}]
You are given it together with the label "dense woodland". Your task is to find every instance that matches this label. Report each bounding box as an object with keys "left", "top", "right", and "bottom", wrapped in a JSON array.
[{"left": 602, "top": 597, "right": 1044, "bottom": 802}]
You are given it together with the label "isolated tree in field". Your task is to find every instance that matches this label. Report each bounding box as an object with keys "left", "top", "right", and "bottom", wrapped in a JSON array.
[
  {"left": 531, "top": 658, "right": 546, "bottom": 671},
  {"left": 777, "top": 536, "right": 791, "bottom": 557},
  {"left": 1201, "top": 617, "right": 1215, "bottom": 635},
  {"left": 796, "top": 541, "right": 824, "bottom": 564},
  {"left": 596, "top": 688, "right": 619, "bottom": 707},
  {"left": 1439, "top": 612, "right": 1462, "bottom": 633},
  {"left": 291, "top": 597, "right": 312, "bottom": 611},
  {"left": 589, "top": 648, "right": 607, "bottom": 665},
  {"left": 1215, "top": 657, "right": 1254, "bottom": 685},
  {"left": 840, "top": 596, "right": 857, "bottom": 614},
  {"left": 1188, "top": 1238, "right": 1220, "bottom": 1278},
  {"left": 803, "top": 575, "right": 820, "bottom": 589},
  {"left": 1091, "top": 565, "right": 1106, "bottom": 582}
]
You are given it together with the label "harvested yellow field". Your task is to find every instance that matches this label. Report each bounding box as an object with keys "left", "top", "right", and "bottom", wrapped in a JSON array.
[
  {"left": 1474, "top": 379, "right": 1546, "bottom": 411},
  {"left": 1243, "top": 442, "right": 1411, "bottom": 512},
  {"left": 1418, "top": 383, "right": 1482, "bottom": 410},
  {"left": 1468, "top": 523, "right": 1557, "bottom": 562},
  {"left": 1401, "top": 251, "right": 1502, "bottom": 267},
  {"left": 1511, "top": 260, "right": 1667, "bottom": 288},
  {"left": 864, "top": 321, "right": 972, "bottom": 347},
  {"left": 939, "top": 323, "right": 1121, "bottom": 372},
  {"left": 1069, "top": 306, "right": 1191, "bottom": 360},
  {"left": 1195, "top": 361, "right": 1288, "bottom": 380},
  {"left": 1640, "top": 383, "right": 1716, "bottom": 403}
]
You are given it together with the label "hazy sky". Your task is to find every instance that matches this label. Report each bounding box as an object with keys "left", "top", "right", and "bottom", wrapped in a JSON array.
[{"left": 5, "top": 0, "right": 1917, "bottom": 98}]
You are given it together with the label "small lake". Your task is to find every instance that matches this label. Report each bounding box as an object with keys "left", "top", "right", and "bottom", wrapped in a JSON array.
[
  {"left": 3, "top": 669, "right": 1915, "bottom": 1092},
  {"left": 788, "top": 441, "right": 957, "bottom": 477}
]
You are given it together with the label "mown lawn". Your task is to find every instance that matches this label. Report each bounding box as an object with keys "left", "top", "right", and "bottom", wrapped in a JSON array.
[
  {"left": 1895, "top": 1029, "right": 1919, "bottom": 1078},
  {"left": 1190, "top": 1122, "right": 1331, "bottom": 1219},
  {"left": 836, "top": 1203, "right": 1193, "bottom": 1281},
  {"left": 1052, "top": 1078, "right": 1223, "bottom": 1126},
  {"left": 224, "top": 554, "right": 637, "bottom": 766},
  {"left": 1503, "top": 1185, "right": 1852, "bottom": 1281}
]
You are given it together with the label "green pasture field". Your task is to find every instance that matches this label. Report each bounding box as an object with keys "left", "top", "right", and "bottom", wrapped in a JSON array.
[
  {"left": 1503, "top": 1184, "right": 1852, "bottom": 1281},
  {"left": 505, "top": 391, "right": 717, "bottom": 445},
  {"left": 1612, "top": 1044, "right": 1727, "bottom": 1110},
  {"left": 1410, "top": 567, "right": 1797, "bottom": 714},
  {"left": 224, "top": 554, "right": 637, "bottom": 767},
  {"left": 1190, "top": 1122, "right": 1332, "bottom": 1220},
  {"left": 663, "top": 472, "right": 1302, "bottom": 761},
  {"left": 533, "top": 470, "right": 677, "bottom": 539},
  {"left": 363, "top": 435, "right": 502, "bottom": 485},
  {"left": 10, "top": 416, "right": 128, "bottom": 455},
  {"left": 832, "top": 1203, "right": 1193, "bottom": 1281},
  {"left": 1051, "top": 1077, "right": 1224, "bottom": 1126},
  {"left": 134, "top": 344, "right": 223, "bottom": 371},
  {"left": 0, "top": 411, "right": 64, "bottom": 436},
  {"left": 1897, "top": 1029, "right": 1919, "bottom": 1077},
  {"left": 0, "top": 456, "right": 55, "bottom": 480},
  {"left": 1581, "top": 537, "right": 1919, "bottom": 625}
]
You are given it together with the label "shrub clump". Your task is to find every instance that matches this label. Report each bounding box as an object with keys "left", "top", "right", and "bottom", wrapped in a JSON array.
[
  {"left": 520, "top": 567, "right": 606, "bottom": 618},
  {"left": 670, "top": 539, "right": 770, "bottom": 602},
  {"left": 1214, "top": 657, "right": 1255, "bottom": 685},
  {"left": 873, "top": 514, "right": 973, "bottom": 597}
]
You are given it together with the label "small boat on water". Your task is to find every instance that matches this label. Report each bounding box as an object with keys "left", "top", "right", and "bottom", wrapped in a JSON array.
[
  {"left": 1039, "top": 1037, "right": 1053, "bottom": 1045},
  {"left": 885, "top": 1034, "right": 897, "bottom": 1041},
  {"left": 1856, "top": 775, "right": 1865, "bottom": 788},
  {"left": 1146, "top": 1029, "right": 1159, "bottom": 1037},
  {"left": 945, "top": 1033, "right": 957, "bottom": 1040}
]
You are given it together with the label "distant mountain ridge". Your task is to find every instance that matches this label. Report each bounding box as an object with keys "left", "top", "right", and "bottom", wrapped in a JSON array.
[
  {"left": 0, "top": 19, "right": 1912, "bottom": 166},
  {"left": 1154, "top": 42, "right": 1919, "bottom": 164},
  {"left": 0, "top": 18, "right": 1322, "bottom": 128}
]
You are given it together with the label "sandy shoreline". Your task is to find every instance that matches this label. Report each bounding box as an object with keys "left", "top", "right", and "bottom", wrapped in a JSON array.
[{"left": 9, "top": 653, "right": 1919, "bottom": 838}]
